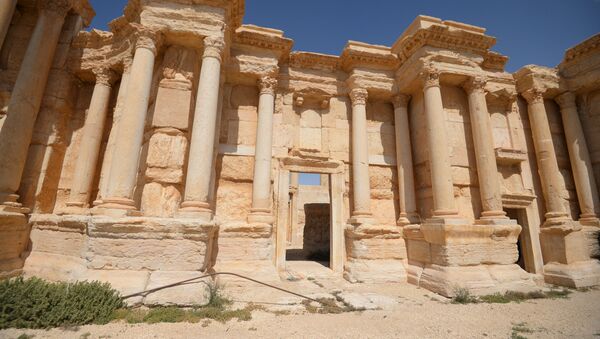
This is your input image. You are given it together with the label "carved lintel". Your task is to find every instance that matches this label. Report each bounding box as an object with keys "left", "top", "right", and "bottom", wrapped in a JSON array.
[
  {"left": 203, "top": 36, "right": 225, "bottom": 62},
  {"left": 258, "top": 75, "right": 277, "bottom": 96},
  {"left": 392, "top": 93, "right": 411, "bottom": 109},
  {"left": 349, "top": 88, "right": 368, "bottom": 106},
  {"left": 93, "top": 67, "right": 118, "bottom": 87},
  {"left": 555, "top": 91, "right": 577, "bottom": 110},
  {"left": 39, "top": 0, "right": 71, "bottom": 17},
  {"left": 522, "top": 88, "right": 545, "bottom": 105},
  {"left": 462, "top": 76, "right": 487, "bottom": 94}
]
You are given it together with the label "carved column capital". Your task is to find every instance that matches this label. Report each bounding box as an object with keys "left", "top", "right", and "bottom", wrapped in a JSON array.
[
  {"left": 38, "top": 0, "right": 71, "bottom": 17},
  {"left": 258, "top": 75, "right": 277, "bottom": 96},
  {"left": 463, "top": 76, "right": 487, "bottom": 94},
  {"left": 93, "top": 67, "right": 118, "bottom": 87},
  {"left": 419, "top": 67, "right": 440, "bottom": 89},
  {"left": 555, "top": 91, "right": 577, "bottom": 110},
  {"left": 203, "top": 36, "right": 225, "bottom": 62},
  {"left": 122, "top": 54, "right": 133, "bottom": 73},
  {"left": 392, "top": 94, "right": 411, "bottom": 109},
  {"left": 522, "top": 88, "right": 545, "bottom": 104},
  {"left": 349, "top": 88, "right": 368, "bottom": 106},
  {"left": 135, "top": 28, "right": 163, "bottom": 56}
]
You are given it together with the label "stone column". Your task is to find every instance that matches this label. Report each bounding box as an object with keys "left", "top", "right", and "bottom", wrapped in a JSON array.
[
  {"left": 94, "top": 57, "right": 133, "bottom": 206},
  {"left": 463, "top": 76, "right": 507, "bottom": 220},
  {"left": 98, "top": 30, "right": 161, "bottom": 211},
  {"left": 0, "top": 0, "right": 70, "bottom": 208},
  {"left": 65, "top": 68, "right": 117, "bottom": 212},
  {"left": 248, "top": 75, "right": 277, "bottom": 224},
  {"left": 0, "top": 0, "right": 17, "bottom": 52},
  {"left": 556, "top": 92, "right": 600, "bottom": 226},
  {"left": 422, "top": 69, "right": 458, "bottom": 217},
  {"left": 392, "top": 94, "right": 418, "bottom": 225},
  {"left": 349, "top": 88, "right": 373, "bottom": 223},
  {"left": 523, "top": 88, "right": 569, "bottom": 224},
  {"left": 179, "top": 36, "right": 224, "bottom": 221}
]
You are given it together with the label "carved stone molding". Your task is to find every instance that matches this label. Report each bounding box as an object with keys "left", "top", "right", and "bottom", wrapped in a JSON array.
[
  {"left": 39, "top": 0, "right": 71, "bottom": 17},
  {"left": 463, "top": 76, "right": 487, "bottom": 94},
  {"left": 392, "top": 94, "right": 411, "bottom": 109},
  {"left": 349, "top": 88, "right": 368, "bottom": 106},
  {"left": 555, "top": 91, "right": 577, "bottom": 110},
  {"left": 122, "top": 54, "right": 133, "bottom": 73},
  {"left": 93, "top": 68, "right": 118, "bottom": 87},
  {"left": 258, "top": 76, "right": 278, "bottom": 96},
  {"left": 522, "top": 88, "right": 545, "bottom": 104},
  {"left": 420, "top": 67, "right": 440, "bottom": 89},
  {"left": 203, "top": 36, "right": 225, "bottom": 62}
]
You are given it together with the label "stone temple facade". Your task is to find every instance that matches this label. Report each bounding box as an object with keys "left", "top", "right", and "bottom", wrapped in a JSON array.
[{"left": 1, "top": 0, "right": 600, "bottom": 303}]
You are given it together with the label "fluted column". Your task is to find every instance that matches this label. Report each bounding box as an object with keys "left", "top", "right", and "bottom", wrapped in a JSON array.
[
  {"left": 556, "top": 92, "right": 600, "bottom": 226},
  {"left": 0, "top": 0, "right": 70, "bottom": 208},
  {"left": 392, "top": 94, "right": 418, "bottom": 225},
  {"left": 422, "top": 69, "right": 458, "bottom": 217},
  {"left": 179, "top": 36, "right": 224, "bottom": 221},
  {"left": 65, "top": 68, "right": 117, "bottom": 212},
  {"left": 463, "top": 76, "right": 507, "bottom": 220},
  {"left": 523, "top": 88, "right": 569, "bottom": 224},
  {"left": 99, "top": 30, "right": 161, "bottom": 211},
  {"left": 248, "top": 75, "right": 277, "bottom": 224},
  {"left": 0, "top": 0, "right": 17, "bottom": 52},
  {"left": 349, "top": 88, "right": 373, "bottom": 222},
  {"left": 94, "top": 57, "right": 133, "bottom": 206}
]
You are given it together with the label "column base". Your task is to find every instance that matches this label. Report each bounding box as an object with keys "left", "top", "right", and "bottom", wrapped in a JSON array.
[
  {"left": 176, "top": 201, "right": 214, "bottom": 222},
  {"left": 349, "top": 211, "right": 375, "bottom": 226},
  {"left": 247, "top": 208, "right": 274, "bottom": 224},
  {"left": 539, "top": 219, "right": 588, "bottom": 264},
  {"left": 579, "top": 214, "right": 600, "bottom": 227},
  {"left": 59, "top": 203, "right": 91, "bottom": 216},
  {"left": 0, "top": 209, "right": 30, "bottom": 279},
  {"left": 396, "top": 212, "right": 420, "bottom": 226},
  {"left": 543, "top": 260, "right": 600, "bottom": 288},
  {"left": 93, "top": 197, "right": 137, "bottom": 217}
]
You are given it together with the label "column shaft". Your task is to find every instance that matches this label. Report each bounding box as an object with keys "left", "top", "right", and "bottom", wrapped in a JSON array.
[
  {"left": 0, "top": 0, "right": 16, "bottom": 52},
  {"left": 523, "top": 89, "right": 569, "bottom": 222},
  {"left": 0, "top": 4, "right": 69, "bottom": 205},
  {"left": 393, "top": 94, "right": 418, "bottom": 225},
  {"left": 422, "top": 70, "right": 457, "bottom": 216},
  {"left": 249, "top": 76, "right": 276, "bottom": 222},
  {"left": 464, "top": 77, "right": 506, "bottom": 219},
  {"left": 101, "top": 33, "right": 159, "bottom": 210},
  {"left": 180, "top": 36, "right": 224, "bottom": 219},
  {"left": 66, "top": 69, "right": 115, "bottom": 209},
  {"left": 349, "top": 88, "right": 372, "bottom": 217},
  {"left": 556, "top": 92, "right": 600, "bottom": 224}
]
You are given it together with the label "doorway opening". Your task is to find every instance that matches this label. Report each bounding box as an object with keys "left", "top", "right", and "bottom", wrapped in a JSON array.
[{"left": 505, "top": 208, "right": 527, "bottom": 270}]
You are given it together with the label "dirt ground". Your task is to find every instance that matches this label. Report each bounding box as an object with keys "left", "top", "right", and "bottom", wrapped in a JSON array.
[{"left": 2, "top": 266, "right": 600, "bottom": 339}]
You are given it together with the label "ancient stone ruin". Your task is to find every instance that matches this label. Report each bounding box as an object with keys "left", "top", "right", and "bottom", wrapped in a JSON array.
[{"left": 1, "top": 0, "right": 599, "bottom": 304}]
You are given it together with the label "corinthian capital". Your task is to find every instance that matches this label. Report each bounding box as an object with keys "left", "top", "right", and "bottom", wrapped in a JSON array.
[
  {"left": 392, "top": 94, "right": 411, "bottom": 109},
  {"left": 522, "top": 88, "right": 545, "bottom": 104},
  {"left": 555, "top": 91, "right": 576, "bottom": 110},
  {"left": 39, "top": 0, "right": 71, "bottom": 17},
  {"left": 419, "top": 66, "right": 440, "bottom": 89},
  {"left": 258, "top": 76, "right": 278, "bottom": 95},
  {"left": 93, "top": 67, "right": 118, "bottom": 87},
  {"left": 349, "top": 88, "right": 368, "bottom": 106},
  {"left": 203, "top": 36, "right": 225, "bottom": 62},
  {"left": 462, "top": 76, "right": 487, "bottom": 94},
  {"left": 135, "top": 28, "right": 163, "bottom": 56}
]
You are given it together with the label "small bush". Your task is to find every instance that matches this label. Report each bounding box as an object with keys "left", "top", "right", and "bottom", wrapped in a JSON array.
[
  {"left": 0, "top": 277, "right": 123, "bottom": 329},
  {"left": 451, "top": 287, "right": 477, "bottom": 304}
]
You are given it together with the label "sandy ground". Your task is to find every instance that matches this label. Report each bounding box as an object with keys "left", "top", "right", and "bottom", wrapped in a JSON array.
[{"left": 2, "top": 263, "right": 600, "bottom": 339}]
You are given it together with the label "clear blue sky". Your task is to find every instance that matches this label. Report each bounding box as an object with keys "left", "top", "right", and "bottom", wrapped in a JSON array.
[{"left": 88, "top": 0, "right": 599, "bottom": 186}]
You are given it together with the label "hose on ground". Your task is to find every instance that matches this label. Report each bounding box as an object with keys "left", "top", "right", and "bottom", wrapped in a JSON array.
[{"left": 120, "top": 272, "right": 323, "bottom": 304}]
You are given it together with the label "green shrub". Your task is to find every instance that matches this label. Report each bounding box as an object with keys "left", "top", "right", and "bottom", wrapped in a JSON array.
[
  {"left": 451, "top": 287, "right": 477, "bottom": 304},
  {"left": 0, "top": 277, "right": 123, "bottom": 329}
]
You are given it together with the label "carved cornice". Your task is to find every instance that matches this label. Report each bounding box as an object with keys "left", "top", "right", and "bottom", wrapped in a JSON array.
[
  {"left": 341, "top": 41, "right": 399, "bottom": 71},
  {"left": 563, "top": 33, "right": 600, "bottom": 64},
  {"left": 258, "top": 75, "right": 278, "bottom": 95},
  {"left": 349, "top": 88, "right": 368, "bottom": 106},
  {"left": 203, "top": 36, "right": 226, "bottom": 62},
  {"left": 393, "top": 94, "right": 411, "bottom": 109},
  {"left": 93, "top": 67, "right": 118, "bottom": 87},
  {"left": 555, "top": 91, "right": 577, "bottom": 110},
  {"left": 289, "top": 52, "right": 339, "bottom": 72},
  {"left": 522, "top": 88, "right": 545, "bottom": 104},
  {"left": 463, "top": 76, "right": 487, "bottom": 94},
  {"left": 38, "top": 0, "right": 71, "bottom": 17},
  {"left": 482, "top": 51, "right": 509, "bottom": 71},
  {"left": 234, "top": 25, "right": 293, "bottom": 61}
]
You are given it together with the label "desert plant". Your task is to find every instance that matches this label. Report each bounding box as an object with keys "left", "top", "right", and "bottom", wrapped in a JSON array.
[
  {"left": 0, "top": 277, "right": 123, "bottom": 329},
  {"left": 451, "top": 287, "right": 477, "bottom": 304}
]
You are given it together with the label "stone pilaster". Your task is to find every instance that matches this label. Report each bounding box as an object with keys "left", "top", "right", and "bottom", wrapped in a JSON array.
[
  {"left": 248, "top": 75, "right": 277, "bottom": 224},
  {"left": 0, "top": 0, "right": 17, "bottom": 52},
  {"left": 64, "top": 67, "right": 117, "bottom": 213},
  {"left": 0, "top": 0, "right": 71, "bottom": 209},
  {"left": 348, "top": 87, "right": 373, "bottom": 225},
  {"left": 463, "top": 76, "right": 507, "bottom": 221},
  {"left": 97, "top": 29, "right": 162, "bottom": 213},
  {"left": 392, "top": 94, "right": 419, "bottom": 225},
  {"left": 178, "top": 36, "right": 225, "bottom": 221},
  {"left": 555, "top": 92, "right": 600, "bottom": 226}
]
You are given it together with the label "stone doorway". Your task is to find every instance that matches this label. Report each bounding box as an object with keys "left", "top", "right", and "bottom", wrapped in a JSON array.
[
  {"left": 274, "top": 157, "right": 345, "bottom": 276},
  {"left": 505, "top": 208, "right": 530, "bottom": 272}
]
